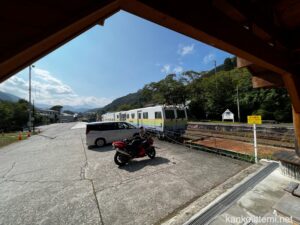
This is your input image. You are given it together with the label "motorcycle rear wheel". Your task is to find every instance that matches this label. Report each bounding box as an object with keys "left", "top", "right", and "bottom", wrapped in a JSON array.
[{"left": 114, "top": 152, "right": 129, "bottom": 166}]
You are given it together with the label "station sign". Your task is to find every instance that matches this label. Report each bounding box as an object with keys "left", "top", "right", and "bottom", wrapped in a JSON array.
[{"left": 247, "top": 115, "right": 262, "bottom": 125}]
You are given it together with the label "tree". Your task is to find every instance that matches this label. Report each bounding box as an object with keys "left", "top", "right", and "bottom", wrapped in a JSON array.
[
  {"left": 117, "top": 104, "right": 132, "bottom": 111},
  {"left": 181, "top": 70, "right": 202, "bottom": 83},
  {"left": 0, "top": 99, "right": 29, "bottom": 131},
  {"left": 223, "top": 57, "right": 235, "bottom": 71},
  {"left": 50, "top": 105, "right": 63, "bottom": 113}
]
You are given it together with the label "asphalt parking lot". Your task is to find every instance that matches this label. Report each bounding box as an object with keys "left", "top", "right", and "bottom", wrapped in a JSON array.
[{"left": 0, "top": 122, "right": 250, "bottom": 225}]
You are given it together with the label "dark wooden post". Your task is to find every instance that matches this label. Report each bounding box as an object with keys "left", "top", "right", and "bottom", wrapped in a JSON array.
[
  {"left": 282, "top": 74, "right": 300, "bottom": 157},
  {"left": 292, "top": 108, "right": 300, "bottom": 157}
]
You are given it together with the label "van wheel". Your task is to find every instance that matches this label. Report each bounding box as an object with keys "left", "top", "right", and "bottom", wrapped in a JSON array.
[
  {"left": 95, "top": 138, "right": 106, "bottom": 147},
  {"left": 157, "top": 133, "right": 164, "bottom": 140}
]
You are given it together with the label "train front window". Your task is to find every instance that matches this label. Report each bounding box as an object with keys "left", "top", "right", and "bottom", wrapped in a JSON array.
[
  {"left": 165, "top": 110, "right": 175, "bottom": 119},
  {"left": 177, "top": 110, "right": 186, "bottom": 119}
]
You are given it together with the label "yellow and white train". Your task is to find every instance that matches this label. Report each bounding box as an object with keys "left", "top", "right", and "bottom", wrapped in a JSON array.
[{"left": 101, "top": 105, "right": 188, "bottom": 137}]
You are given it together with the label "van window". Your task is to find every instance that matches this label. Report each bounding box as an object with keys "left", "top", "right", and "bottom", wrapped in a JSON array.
[
  {"left": 127, "top": 123, "right": 136, "bottom": 129},
  {"left": 165, "top": 110, "right": 175, "bottom": 119},
  {"left": 177, "top": 110, "right": 186, "bottom": 119},
  {"left": 118, "top": 122, "right": 128, "bottom": 129},
  {"left": 155, "top": 111, "right": 162, "bottom": 119},
  {"left": 143, "top": 112, "right": 148, "bottom": 119},
  {"left": 88, "top": 123, "right": 117, "bottom": 131},
  {"left": 102, "top": 123, "right": 118, "bottom": 130},
  {"left": 131, "top": 113, "right": 135, "bottom": 119}
]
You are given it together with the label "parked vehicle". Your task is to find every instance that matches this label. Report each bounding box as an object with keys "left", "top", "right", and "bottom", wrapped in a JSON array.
[
  {"left": 112, "top": 135, "right": 156, "bottom": 166},
  {"left": 101, "top": 105, "right": 188, "bottom": 138},
  {"left": 86, "top": 122, "right": 139, "bottom": 147}
]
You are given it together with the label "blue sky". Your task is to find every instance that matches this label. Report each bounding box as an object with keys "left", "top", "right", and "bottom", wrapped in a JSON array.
[{"left": 0, "top": 11, "right": 232, "bottom": 108}]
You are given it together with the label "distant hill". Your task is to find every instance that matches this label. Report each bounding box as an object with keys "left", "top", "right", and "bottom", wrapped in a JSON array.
[
  {"left": 0, "top": 91, "right": 20, "bottom": 102},
  {"left": 88, "top": 92, "right": 141, "bottom": 113},
  {"left": 63, "top": 105, "right": 91, "bottom": 113}
]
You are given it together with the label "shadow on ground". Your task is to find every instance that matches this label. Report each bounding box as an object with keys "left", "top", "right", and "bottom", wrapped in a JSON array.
[
  {"left": 119, "top": 156, "right": 170, "bottom": 172},
  {"left": 88, "top": 145, "right": 113, "bottom": 152}
]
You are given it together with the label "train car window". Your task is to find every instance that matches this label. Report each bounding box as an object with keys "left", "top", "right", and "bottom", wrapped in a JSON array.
[
  {"left": 177, "top": 110, "right": 186, "bottom": 119},
  {"left": 155, "top": 112, "right": 162, "bottom": 119},
  {"left": 131, "top": 113, "right": 135, "bottom": 119},
  {"left": 126, "top": 114, "right": 129, "bottom": 119},
  {"left": 143, "top": 112, "right": 148, "bottom": 119},
  {"left": 121, "top": 114, "right": 126, "bottom": 120},
  {"left": 165, "top": 110, "right": 175, "bottom": 119},
  {"left": 138, "top": 113, "right": 142, "bottom": 119},
  {"left": 116, "top": 115, "right": 119, "bottom": 119}
]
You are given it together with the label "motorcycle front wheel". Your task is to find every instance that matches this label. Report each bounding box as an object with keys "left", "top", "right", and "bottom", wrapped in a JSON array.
[
  {"left": 146, "top": 147, "right": 156, "bottom": 159},
  {"left": 114, "top": 152, "right": 129, "bottom": 166}
]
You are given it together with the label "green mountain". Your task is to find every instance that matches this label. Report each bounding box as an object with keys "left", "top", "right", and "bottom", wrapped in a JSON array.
[
  {"left": 89, "top": 92, "right": 141, "bottom": 113},
  {"left": 0, "top": 91, "right": 20, "bottom": 102}
]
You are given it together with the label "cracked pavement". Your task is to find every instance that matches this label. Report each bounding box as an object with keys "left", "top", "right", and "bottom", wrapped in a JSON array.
[{"left": 0, "top": 122, "right": 250, "bottom": 225}]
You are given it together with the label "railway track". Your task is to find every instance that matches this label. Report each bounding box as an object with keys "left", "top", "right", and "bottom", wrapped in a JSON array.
[{"left": 184, "top": 129, "right": 295, "bottom": 149}]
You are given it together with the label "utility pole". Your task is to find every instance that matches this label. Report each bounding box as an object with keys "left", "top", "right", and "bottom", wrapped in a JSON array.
[
  {"left": 237, "top": 85, "right": 241, "bottom": 122},
  {"left": 28, "top": 65, "right": 35, "bottom": 131},
  {"left": 214, "top": 59, "right": 217, "bottom": 75},
  {"left": 214, "top": 60, "right": 217, "bottom": 89},
  {"left": 32, "top": 99, "right": 35, "bottom": 133},
  {"left": 213, "top": 59, "right": 218, "bottom": 118}
]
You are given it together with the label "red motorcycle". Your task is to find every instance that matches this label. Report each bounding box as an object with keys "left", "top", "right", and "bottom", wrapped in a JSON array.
[{"left": 112, "top": 136, "right": 156, "bottom": 166}]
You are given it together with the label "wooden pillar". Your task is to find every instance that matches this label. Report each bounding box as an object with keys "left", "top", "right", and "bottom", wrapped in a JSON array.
[
  {"left": 282, "top": 74, "right": 300, "bottom": 157},
  {"left": 293, "top": 107, "right": 300, "bottom": 157}
]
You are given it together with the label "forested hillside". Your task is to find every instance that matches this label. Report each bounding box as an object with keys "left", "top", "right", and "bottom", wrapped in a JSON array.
[
  {"left": 94, "top": 57, "right": 292, "bottom": 122},
  {"left": 0, "top": 91, "right": 20, "bottom": 102}
]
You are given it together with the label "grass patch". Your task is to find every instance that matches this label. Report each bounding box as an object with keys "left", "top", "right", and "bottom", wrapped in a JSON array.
[{"left": 0, "top": 132, "right": 36, "bottom": 148}]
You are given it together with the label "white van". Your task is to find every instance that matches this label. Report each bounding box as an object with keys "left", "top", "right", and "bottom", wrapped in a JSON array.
[{"left": 86, "top": 121, "right": 140, "bottom": 147}]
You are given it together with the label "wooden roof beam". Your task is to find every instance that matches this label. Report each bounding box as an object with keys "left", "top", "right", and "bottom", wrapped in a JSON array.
[
  {"left": 0, "top": 0, "right": 121, "bottom": 82},
  {"left": 237, "top": 57, "right": 284, "bottom": 88}
]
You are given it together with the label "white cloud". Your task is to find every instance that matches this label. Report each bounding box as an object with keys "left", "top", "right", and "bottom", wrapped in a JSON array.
[
  {"left": 173, "top": 66, "right": 183, "bottom": 74},
  {"left": 161, "top": 64, "right": 171, "bottom": 74},
  {"left": 0, "top": 68, "right": 112, "bottom": 108},
  {"left": 160, "top": 64, "right": 184, "bottom": 74},
  {"left": 203, "top": 53, "right": 216, "bottom": 64},
  {"left": 177, "top": 44, "right": 194, "bottom": 56}
]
